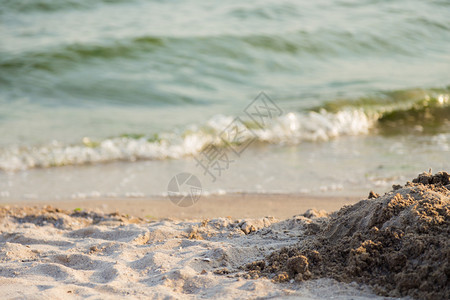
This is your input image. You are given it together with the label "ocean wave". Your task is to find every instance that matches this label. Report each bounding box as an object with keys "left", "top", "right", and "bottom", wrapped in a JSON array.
[
  {"left": 315, "top": 88, "right": 450, "bottom": 134},
  {"left": 0, "top": 27, "right": 428, "bottom": 77},
  {"left": 315, "top": 88, "right": 450, "bottom": 112},
  {"left": 0, "top": 37, "right": 165, "bottom": 74},
  {"left": 0, "top": 110, "right": 373, "bottom": 172},
  {"left": 1, "top": 91, "right": 448, "bottom": 172}
]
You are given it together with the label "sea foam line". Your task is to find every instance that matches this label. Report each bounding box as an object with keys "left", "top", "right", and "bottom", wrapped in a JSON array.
[{"left": 0, "top": 109, "right": 373, "bottom": 172}]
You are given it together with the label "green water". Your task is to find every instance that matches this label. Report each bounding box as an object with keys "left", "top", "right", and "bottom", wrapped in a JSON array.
[{"left": 0, "top": 0, "right": 449, "bottom": 198}]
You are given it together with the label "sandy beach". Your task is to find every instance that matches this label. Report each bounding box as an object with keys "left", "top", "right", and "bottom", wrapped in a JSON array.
[
  {"left": 2, "top": 0, "right": 449, "bottom": 298},
  {"left": 1, "top": 172, "right": 448, "bottom": 299}
]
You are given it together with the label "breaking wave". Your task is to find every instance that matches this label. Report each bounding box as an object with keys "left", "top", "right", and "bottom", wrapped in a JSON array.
[{"left": 1, "top": 90, "right": 448, "bottom": 172}]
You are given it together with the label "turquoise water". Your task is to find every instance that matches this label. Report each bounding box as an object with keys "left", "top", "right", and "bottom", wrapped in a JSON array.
[{"left": 0, "top": 0, "right": 449, "bottom": 199}]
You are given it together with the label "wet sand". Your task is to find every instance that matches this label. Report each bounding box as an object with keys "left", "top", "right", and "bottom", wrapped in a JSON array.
[{"left": 0, "top": 193, "right": 360, "bottom": 220}]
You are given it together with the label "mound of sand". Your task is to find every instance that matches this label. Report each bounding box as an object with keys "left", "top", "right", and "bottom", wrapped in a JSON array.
[{"left": 247, "top": 171, "right": 450, "bottom": 300}]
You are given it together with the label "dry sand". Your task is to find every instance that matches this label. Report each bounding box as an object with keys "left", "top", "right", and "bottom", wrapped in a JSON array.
[
  {"left": 0, "top": 173, "right": 448, "bottom": 299},
  {"left": 0, "top": 206, "right": 384, "bottom": 299}
]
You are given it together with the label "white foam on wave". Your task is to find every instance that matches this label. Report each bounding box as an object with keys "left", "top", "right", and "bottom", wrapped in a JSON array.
[
  {"left": 0, "top": 109, "right": 375, "bottom": 172},
  {"left": 254, "top": 109, "right": 373, "bottom": 144}
]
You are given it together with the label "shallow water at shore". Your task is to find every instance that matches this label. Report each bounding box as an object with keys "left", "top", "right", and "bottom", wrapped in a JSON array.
[
  {"left": 1, "top": 0, "right": 449, "bottom": 199},
  {"left": 1, "top": 134, "right": 448, "bottom": 201}
]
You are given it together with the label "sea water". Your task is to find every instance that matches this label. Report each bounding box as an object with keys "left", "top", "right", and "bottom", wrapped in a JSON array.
[{"left": 0, "top": 0, "right": 449, "bottom": 200}]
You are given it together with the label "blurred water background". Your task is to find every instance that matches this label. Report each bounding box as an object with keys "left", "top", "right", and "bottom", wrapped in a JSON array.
[{"left": 0, "top": 0, "right": 449, "bottom": 200}]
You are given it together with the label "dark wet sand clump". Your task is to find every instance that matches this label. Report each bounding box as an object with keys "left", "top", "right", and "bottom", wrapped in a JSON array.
[{"left": 248, "top": 171, "right": 450, "bottom": 300}]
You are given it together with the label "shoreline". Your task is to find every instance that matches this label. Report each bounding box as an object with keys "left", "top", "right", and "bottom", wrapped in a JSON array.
[{"left": 0, "top": 193, "right": 361, "bottom": 220}]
